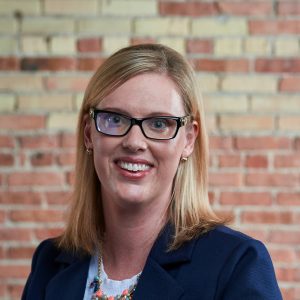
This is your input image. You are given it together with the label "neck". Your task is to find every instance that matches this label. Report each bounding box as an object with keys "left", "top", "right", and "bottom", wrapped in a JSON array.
[{"left": 101, "top": 198, "right": 169, "bottom": 280}]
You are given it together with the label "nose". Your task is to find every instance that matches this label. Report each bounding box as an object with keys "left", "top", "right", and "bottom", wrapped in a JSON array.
[{"left": 121, "top": 124, "right": 147, "bottom": 152}]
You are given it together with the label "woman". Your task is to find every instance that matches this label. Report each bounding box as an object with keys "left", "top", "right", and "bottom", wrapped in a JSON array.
[{"left": 22, "top": 44, "right": 282, "bottom": 300}]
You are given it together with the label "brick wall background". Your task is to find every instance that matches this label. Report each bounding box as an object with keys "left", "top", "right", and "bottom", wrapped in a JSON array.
[{"left": 0, "top": 0, "right": 299, "bottom": 299}]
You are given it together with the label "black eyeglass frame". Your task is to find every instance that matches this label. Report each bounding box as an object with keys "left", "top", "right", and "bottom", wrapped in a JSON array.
[{"left": 89, "top": 108, "right": 192, "bottom": 140}]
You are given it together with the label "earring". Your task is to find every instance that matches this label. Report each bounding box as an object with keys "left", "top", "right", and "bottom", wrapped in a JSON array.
[
  {"left": 181, "top": 156, "right": 188, "bottom": 162},
  {"left": 86, "top": 148, "right": 93, "bottom": 155}
]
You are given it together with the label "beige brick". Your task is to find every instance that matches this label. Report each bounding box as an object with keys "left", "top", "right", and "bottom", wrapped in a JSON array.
[
  {"left": 275, "top": 39, "right": 300, "bottom": 56},
  {"left": 103, "top": 36, "right": 130, "bottom": 54},
  {"left": 222, "top": 76, "right": 277, "bottom": 93},
  {"left": 0, "top": 0, "right": 40, "bottom": 15},
  {"left": 18, "top": 95, "right": 73, "bottom": 111},
  {"left": 204, "top": 95, "right": 248, "bottom": 113},
  {"left": 0, "top": 75, "right": 43, "bottom": 92},
  {"left": 192, "top": 18, "right": 247, "bottom": 37},
  {"left": 0, "top": 18, "right": 17, "bottom": 34},
  {"left": 0, "top": 94, "right": 16, "bottom": 112},
  {"left": 252, "top": 95, "right": 300, "bottom": 113},
  {"left": 197, "top": 74, "right": 219, "bottom": 93},
  {"left": 21, "top": 37, "right": 48, "bottom": 54},
  {"left": 279, "top": 116, "right": 300, "bottom": 131},
  {"left": 22, "top": 18, "right": 75, "bottom": 34},
  {"left": 157, "top": 38, "right": 185, "bottom": 55},
  {"left": 0, "top": 38, "right": 17, "bottom": 54},
  {"left": 74, "top": 93, "right": 84, "bottom": 111},
  {"left": 244, "top": 38, "right": 271, "bottom": 55},
  {"left": 205, "top": 115, "right": 217, "bottom": 132},
  {"left": 44, "top": 0, "right": 98, "bottom": 15},
  {"left": 102, "top": 0, "right": 157, "bottom": 16},
  {"left": 48, "top": 113, "right": 78, "bottom": 130},
  {"left": 220, "top": 115, "right": 274, "bottom": 131},
  {"left": 214, "top": 38, "right": 242, "bottom": 56},
  {"left": 78, "top": 18, "right": 131, "bottom": 34},
  {"left": 135, "top": 18, "right": 189, "bottom": 36},
  {"left": 50, "top": 37, "right": 76, "bottom": 54}
]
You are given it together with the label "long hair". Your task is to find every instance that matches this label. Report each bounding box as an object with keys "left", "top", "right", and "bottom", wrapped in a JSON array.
[{"left": 58, "top": 44, "right": 225, "bottom": 254}]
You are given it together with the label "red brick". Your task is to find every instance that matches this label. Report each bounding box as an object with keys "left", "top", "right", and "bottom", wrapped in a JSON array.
[
  {"left": 269, "top": 248, "right": 297, "bottom": 263},
  {"left": 234, "top": 136, "right": 291, "bottom": 150},
  {"left": 77, "top": 57, "right": 105, "bottom": 71},
  {"left": 0, "top": 57, "right": 19, "bottom": 70},
  {"left": 0, "top": 191, "right": 42, "bottom": 205},
  {"left": 255, "top": 58, "right": 300, "bottom": 73},
  {"left": 245, "top": 155, "right": 268, "bottom": 168},
  {"left": 8, "top": 172, "right": 65, "bottom": 186},
  {"left": 218, "top": 154, "right": 241, "bottom": 168},
  {"left": 269, "top": 230, "right": 300, "bottom": 245},
  {"left": 278, "top": 1, "right": 300, "bottom": 15},
  {"left": 246, "top": 173, "right": 298, "bottom": 187},
  {"left": 218, "top": 1, "right": 273, "bottom": 16},
  {"left": 7, "top": 246, "right": 35, "bottom": 259},
  {"left": 34, "top": 227, "right": 64, "bottom": 240},
  {"left": 277, "top": 193, "right": 300, "bottom": 205},
  {"left": 9, "top": 209, "right": 64, "bottom": 223},
  {"left": 192, "top": 59, "right": 249, "bottom": 72},
  {"left": 30, "top": 152, "right": 55, "bottom": 166},
  {"left": 241, "top": 211, "right": 293, "bottom": 224},
  {"left": 21, "top": 57, "right": 77, "bottom": 71},
  {"left": 209, "top": 172, "right": 243, "bottom": 187},
  {"left": 0, "top": 153, "right": 14, "bottom": 166},
  {"left": 45, "top": 191, "right": 72, "bottom": 205},
  {"left": 19, "top": 135, "right": 59, "bottom": 149},
  {"left": 220, "top": 192, "right": 272, "bottom": 205},
  {"left": 296, "top": 138, "right": 300, "bottom": 151},
  {"left": 77, "top": 38, "right": 102, "bottom": 52},
  {"left": 131, "top": 37, "right": 156, "bottom": 45},
  {"left": 275, "top": 154, "right": 300, "bottom": 168},
  {"left": 159, "top": 2, "right": 217, "bottom": 16},
  {"left": 241, "top": 229, "right": 268, "bottom": 243},
  {"left": 186, "top": 39, "right": 213, "bottom": 54},
  {"left": 0, "top": 115, "right": 45, "bottom": 130},
  {"left": 57, "top": 151, "right": 76, "bottom": 166},
  {"left": 249, "top": 20, "right": 300, "bottom": 35},
  {"left": 280, "top": 287, "right": 300, "bottom": 300},
  {"left": 279, "top": 77, "right": 300, "bottom": 92},
  {"left": 7, "top": 284, "right": 25, "bottom": 299},
  {"left": 66, "top": 170, "right": 75, "bottom": 185},
  {"left": 209, "top": 136, "right": 233, "bottom": 150},
  {"left": 0, "top": 136, "right": 14, "bottom": 148},
  {"left": 276, "top": 267, "right": 300, "bottom": 282},
  {"left": 60, "top": 132, "right": 76, "bottom": 148},
  {"left": 0, "top": 209, "right": 5, "bottom": 223},
  {"left": 0, "top": 229, "right": 31, "bottom": 241},
  {"left": 0, "top": 265, "right": 30, "bottom": 279},
  {"left": 45, "top": 76, "right": 89, "bottom": 92}
]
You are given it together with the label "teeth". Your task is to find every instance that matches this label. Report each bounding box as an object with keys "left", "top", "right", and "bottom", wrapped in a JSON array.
[{"left": 118, "top": 161, "right": 150, "bottom": 172}]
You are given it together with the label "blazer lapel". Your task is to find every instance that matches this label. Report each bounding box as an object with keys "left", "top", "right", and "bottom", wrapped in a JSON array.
[{"left": 45, "top": 251, "right": 90, "bottom": 300}]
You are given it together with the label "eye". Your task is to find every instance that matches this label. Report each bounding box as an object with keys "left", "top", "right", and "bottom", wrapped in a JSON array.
[
  {"left": 98, "top": 112, "right": 127, "bottom": 129},
  {"left": 149, "top": 118, "right": 168, "bottom": 131}
]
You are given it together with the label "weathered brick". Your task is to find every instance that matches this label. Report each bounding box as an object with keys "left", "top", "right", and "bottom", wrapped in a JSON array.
[
  {"left": 0, "top": 135, "right": 14, "bottom": 148},
  {"left": 277, "top": 193, "right": 300, "bottom": 206},
  {"left": 275, "top": 154, "right": 300, "bottom": 168},
  {"left": 57, "top": 151, "right": 76, "bottom": 166},
  {"left": 21, "top": 57, "right": 76, "bottom": 71},
  {"left": 249, "top": 20, "right": 300, "bottom": 35},
  {"left": 0, "top": 18, "right": 17, "bottom": 33},
  {"left": 8, "top": 172, "right": 65, "bottom": 186},
  {"left": 9, "top": 209, "right": 64, "bottom": 223},
  {"left": 246, "top": 173, "right": 298, "bottom": 187},
  {"left": 244, "top": 37, "right": 271, "bottom": 55},
  {"left": 218, "top": 1, "right": 273, "bottom": 16},
  {"left": 214, "top": 38, "right": 242, "bottom": 56},
  {"left": 204, "top": 95, "right": 248, "bottom": 113},
  {"left": 222, "top": 75, "right": 277, "bottom": 93},
  {"left": 102, "top": 0, "right": 157, "bottom": 16},
  {"left": 235, "top": 136, "right": 292, "bottom": 150},
  {"left": 0, "top": 57, "right": 19, "bottom": 70},
  {"left": 209, "top": 172, "right": 243, "bottom": 187},
  {"left": 279, "top": 77, "right": 300, "bottom": 92},
  {"left": 45, "top": 191, "right": 71, "bottom": 205},
  {"left": 22, "top": 18, "right": 75, "bottom": 34},
  {"left": 0, "top": 265, "right": 30, "bottom": 279},
  {"left": 242, "top": 211, "right": 293, "bottom": 224},
  {"left": 0, "top": 114, "right": 45, "bottom": 130},
  {"left": 47, "top": 113, "right": 78, "bottom": 130},
  {"left": 135, "top": 18, "right": 189, "bottom": 36},
  {"left": 255, "top": 58, "right": 300, "bottom": 73},
  {"left": 44, "top": 0, "right": 98, "bottom": 15},
  {"left": 0, "top": 191, "right": 41, "bottom": 204},
  {"left": 50, "top": 36, "right": 76, "bottom": 54},
  {"left": 77, "top": 38, "right": 102, "bottom": 53},
  {"left": 245, "top": 155, "right": 268, "bottom": 168},
  {"left": 0, "top": 75, "right": 43, "bottom": 91},
  {"left": 209, "top": 136, "right": 233, "bottom": 150},
  {"left": 197, "top": 74, "right": 219, "bottom": 92},
  {"left": 21, "top": 36, "right": 48, "bottom": 54},
  {"left": 193, "top": 58, "right": 249, "bottom": 72},
  {"left": 45, "top": 75, "right": 90, "bottom": 92},
  {"left": 0, "top": 94, "right": 15, "bottom": 112},
  {"left": 275, "top": 39, "right": 300, "bottom": 56},
  {"left": 7, "top": 246, "right": 36, "bottom": 259},
  {"left": 205, "top": 115, "right": 217, "bottom": 132},
  {"left": 157, "top": 37, "right": 185, "bottom": 54},
  {"left": 186, "top": 39, "right": 213, "bottom": 54},
  {"left": 74, "top": 93, "right": 84, "bottom": 111},
  {"left": 30, "top": 152, "right": 55, "bottom": 166},
  {"left": 130, "top": 37, "right": 156, "bottom": 46},
  {"left": 0, "top": 37, "right": 17, "bottom": 54},
  {"left": 159, "top": 2, "right": 217, "bottom": 16},
  {"left": 77, "top": 18, "right": 131, "bottom": 34},
  {"left": 278, "top": 1, "right": 300, "bottom": 15},
  {"left": 192, "top": 18, "right": 247, "bottom": 37},
  {"left": 279, "top": 116, "right": 300, "bottom": 131},
  {"left": 220, "top": 192, "right": 272, "bottom": 205},
  {"left": 18, "top": 94, "right": 73, "bottom": 111},
  {"left": 220, "top": 115, "right": 274, "bottom": 131},
  {"left": 78, "top": 57, "right": 106, "bottom": 71},
  {"left": 218, "top": 154, "right": 241, "bottom": 168},
  {"left": 0, "top": 228, "right": 31, "bottom": 241},
  {"left": 0, "top": 0, "right": 40, "bottom": 15},
  {"left": 103, "top": 37, "right": 130, "bottom": 54},
  {"left": 0, "top": 153, "right": 14, "bottom": 166}
]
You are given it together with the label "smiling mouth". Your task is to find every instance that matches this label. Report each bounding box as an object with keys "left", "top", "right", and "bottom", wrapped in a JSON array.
[{"left": 117, "top": 161, "right": 151, "bottom": 172}]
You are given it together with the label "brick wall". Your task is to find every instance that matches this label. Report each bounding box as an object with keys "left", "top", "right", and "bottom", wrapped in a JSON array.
[{"left": 0, "top": 0, "right": 299, "bottom": 299}]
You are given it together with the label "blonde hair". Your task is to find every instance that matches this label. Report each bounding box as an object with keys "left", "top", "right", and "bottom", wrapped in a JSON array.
[{"left": 58, "top": 44, "right": 225, "bottom": 254}]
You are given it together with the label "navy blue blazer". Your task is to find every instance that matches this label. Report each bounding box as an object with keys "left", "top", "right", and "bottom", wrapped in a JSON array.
[{"left": 22, "top": 225, "right": 282, "bottom": 300}]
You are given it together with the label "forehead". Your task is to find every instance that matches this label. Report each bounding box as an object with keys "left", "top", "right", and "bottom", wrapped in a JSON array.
[{"left": 98, "top": 73, "right": 185, "bottom": 117}]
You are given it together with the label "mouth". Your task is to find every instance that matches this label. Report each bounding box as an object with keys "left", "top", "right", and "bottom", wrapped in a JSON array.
[{"left": 115, "top": 158, "right": 154, "bottom": 174}]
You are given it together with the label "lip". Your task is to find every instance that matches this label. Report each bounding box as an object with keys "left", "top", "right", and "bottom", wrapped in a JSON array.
[{"left": 114, "top": 157, "right": 154, "bottom": 180}]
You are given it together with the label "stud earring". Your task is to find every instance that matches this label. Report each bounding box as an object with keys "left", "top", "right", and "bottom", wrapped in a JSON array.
[
  {"left": 86, "top": 148, "right": 93, "bottom": 155},
  {"left": 181, "top": 156, "right": 188, "bottom": 162}
]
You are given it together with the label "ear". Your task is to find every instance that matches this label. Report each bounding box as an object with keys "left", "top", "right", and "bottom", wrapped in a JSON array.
[
  {"left": 83, "top": 113, "right": 93, "bottom": 150},
  {"left": 182, "top": 121, "right": 199, "bottom": 158}
]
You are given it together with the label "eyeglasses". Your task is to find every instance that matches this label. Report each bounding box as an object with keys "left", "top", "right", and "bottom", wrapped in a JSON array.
[{"left": 89, "top": 108, "right": 192, "bottom": 140}]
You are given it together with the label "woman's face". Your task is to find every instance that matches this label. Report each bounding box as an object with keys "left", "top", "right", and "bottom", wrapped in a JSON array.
[{"left": 84, "top": 73, "right": 198, "bottom": 212}]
